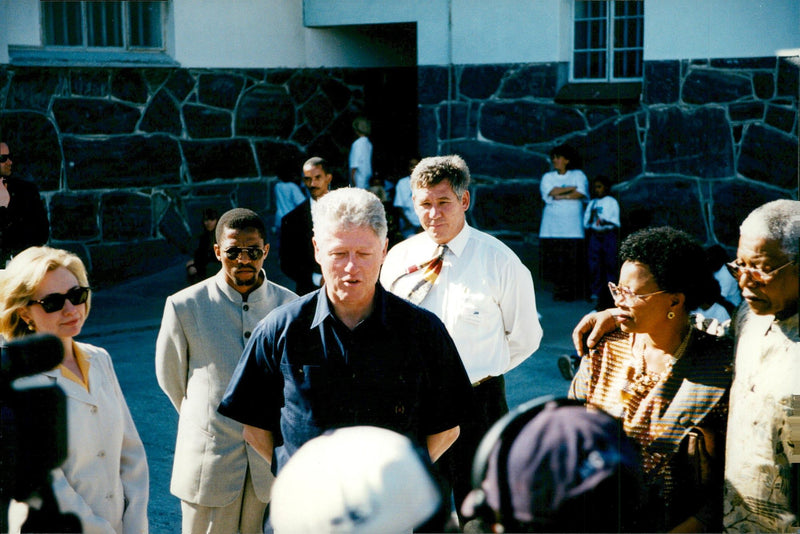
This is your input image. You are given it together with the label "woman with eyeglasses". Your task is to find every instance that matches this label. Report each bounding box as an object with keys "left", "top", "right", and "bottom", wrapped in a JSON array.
[
  {"left": 568, "top": 227, "right": 732, "bottom": 533},
  {"left": 0, "top": 246, "right": 148, "bottom": 534}
]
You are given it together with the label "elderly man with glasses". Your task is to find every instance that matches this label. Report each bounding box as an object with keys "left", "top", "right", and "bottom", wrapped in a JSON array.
[
  {"left": 156, "top": 208, "right": 298, "bottom": 534},
  {"left": 0, "top": 141, "right": 50, "bottom": 266},
  {"left": 572, "top": 199, "right": 800, "bottom": 532}
]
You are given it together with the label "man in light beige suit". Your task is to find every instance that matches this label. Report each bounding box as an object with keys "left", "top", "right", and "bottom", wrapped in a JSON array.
[{"left": 156, "top": 208, "right": 297, "bottom": 534}]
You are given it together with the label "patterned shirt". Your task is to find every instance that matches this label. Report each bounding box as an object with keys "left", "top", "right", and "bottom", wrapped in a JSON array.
[
  {"left": 570, "top": 328, "right": 732, "bottom": 530},
  {"left": 724, "top": 309, "right": 799, "bottom": 533}
]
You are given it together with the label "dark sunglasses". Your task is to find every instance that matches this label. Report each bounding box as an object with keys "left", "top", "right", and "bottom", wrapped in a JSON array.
[
  {"left": 223, "top": 246, "right": 265, "bottom": 261},
  {"left": 29, "top": 286, "right": 90, "bottom": 313},
  {"left": 0, "top": 154, "right": 12, "bottom": 163}
]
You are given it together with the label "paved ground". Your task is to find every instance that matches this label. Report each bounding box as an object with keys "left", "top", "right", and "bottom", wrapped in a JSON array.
[{"left": 79, "top": 239, "right": 595, "bottom": 534}]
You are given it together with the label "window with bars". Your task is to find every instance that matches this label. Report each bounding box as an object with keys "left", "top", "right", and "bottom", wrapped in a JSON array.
[
  {"left": 42, "top": 1, "right": 165, "bottom": 50},
  {"left": 573, "top": 1, "right": 644, "bottom": 81}
]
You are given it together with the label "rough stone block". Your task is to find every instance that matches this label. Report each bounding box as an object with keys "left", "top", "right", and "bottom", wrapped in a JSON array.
[
  {"left": 0, "top": 111, "right": 62, "bottom": 191},
  {"left": 70, "top": 69, "right": 109, "bottom": 97},
  {"left": 88, "top": 238, "right": 177, "bottom": 286},
  {"left": 418, "top": 106, "right": 439, "bottom": 157},
  {"left": 64, "top": 134, "right": 181, "bottom": 189},
  {"left": 765, "top": 105, "right": 797, "bottom": 133},
  {"left": 319, "top": 77, "right": 352, "bottom": 111},
  {"left": 288, "top": 71, "right": 324, "bottom": 104},
  {"left": 111, "top": 70, "right": 149, "bottom": 104},
  {"left": 140, "top": 88, "right": 182, "bottom": 135},
  {"left": 53, "top": 97, "right": 140, "bottom": 135},
  {"left": 710, "top": 57, "right": 776, "bottom": 69},
  {"left": 646, "top": 107, "right": 733, "bottom": 178},
  {"left": 198, "top": 73, "right": 244, "bottom": 110},
  {"left": 165, "top": 69, "right": 196, "bottom": 101},
  {"left": 711, "top": 180, "right": 788, "bottom": 247},
  {"left": 617, "top": 177, "right": 706, "bottom": 241},
  {"left": 101, "top": 192, "right": 152, "bottom": 241},
  {"left": 682, "top": 70, "right": 752, "bottom": 104},
  {"left": 438, "top": 103, "right": 469, "bottom": 139},
  {"left": 8, "top": 68, "right": 63, "bottom": 111},
  {"left": 729, "top": 102, "right": 765, "bottom": 122},
  {"left": 184, "top": 104, "right": 232, "bottom": 139},
  {"left": 583, "top": 115, "right": 643, "bottom": 182},
  {"left": 236, "top": 181, "right": 270, "bottom": 213},
  {"left": 291, "top": 123, "right": 315, "bottom": 146},
  {"left": 777, "top": 56, "right": 799, "bottom": 98},
  {"left": 644, "top": 61, "right": 680, "bottom": 104},
  {"left": 158, "top": 202, "right": 192, "bottom": 254},
  {"left": 50, "top": 193, "right": 99, "bottom": 241},
  {"left": 586, "top": 107, "right": 620, "bottom": 127},
  {"left": 470, "top": 181, "right": 542, "bottom": 233},
  {"left": 460, "top": 65, "right": 506, "bottom": 99},
  {"left": 481, "top": 101, "right": 585, "bottom": 146},
  {"left": 182, "top": 139, "right": 257, "bottom": 181},
  {"left": 418, "top": 67, "right": 449, "bottom": 105},
  {"left": 301, "top": 92, "right": 335, "bottom": 133},
  {"left": 265, "top": 69, "right": 294, "bottom": 85},
  {"left": 753, "top": 72, "right": 775, "bottom": 100},
  {"left": 444, "top": 140, "right": 550, "bottom": 180},
  {"left": 236, "top": 86, "right": 295, "bottom": 138},
  {"left": 254, "top": 140, "right": 305, "bottom": 177},
  {"left": 739, "top": 124, "right": 799, "bottom": 190},
  {"left": 498, "top": 64, "right": 558, "bottom": 99}
]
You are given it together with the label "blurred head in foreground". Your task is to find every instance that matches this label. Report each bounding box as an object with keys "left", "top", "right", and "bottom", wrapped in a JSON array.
[
  {"left": 462, "top": 398, "right": 645, "bottom": 533},
  {"left": 270, "top": 426, "right": 442, "bottom": 533}
]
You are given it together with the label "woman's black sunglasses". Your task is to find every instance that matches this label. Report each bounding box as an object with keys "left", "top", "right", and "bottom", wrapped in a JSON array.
[{"left": 29, "top": 286, "right": 91, "bottom": 313}]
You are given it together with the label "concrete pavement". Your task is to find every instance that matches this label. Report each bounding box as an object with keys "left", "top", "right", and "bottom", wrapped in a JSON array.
[{"left": 78, "top": 239, "right": 596, "bottom": 534}]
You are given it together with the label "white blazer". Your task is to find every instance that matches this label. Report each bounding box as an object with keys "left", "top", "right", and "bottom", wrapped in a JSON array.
[{"left": 14, "top": 341, "right": 149, "bottom": 534}]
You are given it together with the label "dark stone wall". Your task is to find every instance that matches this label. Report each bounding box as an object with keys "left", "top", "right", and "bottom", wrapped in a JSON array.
[
  {"left": 0, "top": 66, "right": 373, "bottom": 285},
  {"left": 0, "top": 56, "right": 797, "bottom": 283},
  {"left": 419, "top": 56, "right": 799, "bottom": 256}
]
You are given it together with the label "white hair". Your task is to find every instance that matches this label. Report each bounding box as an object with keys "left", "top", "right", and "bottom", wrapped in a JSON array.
[
  {"left": 312, "top": 187, "right": 387, "bottom": 242},
  {"left": 740, "top": 199, "right": 800, "bottom": 263}
]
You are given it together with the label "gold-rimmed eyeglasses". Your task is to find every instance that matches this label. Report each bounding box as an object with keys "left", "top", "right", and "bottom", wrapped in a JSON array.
[{"left": 608, "top": 281, "right": 666, "bottom": 304}]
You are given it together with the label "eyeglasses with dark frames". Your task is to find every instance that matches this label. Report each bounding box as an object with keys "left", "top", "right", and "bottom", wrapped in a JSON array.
[
  {"left": 0, "top": 154, "right": 12, "bottom": 163},
  {"left": 608, "top": 281, "right": 666, "bottom": 304},
  {"left": 29, "top": 286, "right": 90, "bottom": 313},
  {"left": 725, "top": 260, "right": 795, "bottom": 285},
  {"left": 223, "top": 246, "right": 265, "bottom": 261}
]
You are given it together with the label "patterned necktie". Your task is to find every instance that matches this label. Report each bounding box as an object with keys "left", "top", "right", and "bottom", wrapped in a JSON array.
[{"left": 404, "top": 244, "right": 448, "bottom": 305}]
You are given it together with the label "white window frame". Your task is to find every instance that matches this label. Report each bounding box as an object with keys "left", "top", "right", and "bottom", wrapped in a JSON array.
[
  {"left": 572, "top": 0, "right": 644, "bottom": 82},
  {"left": 41, "top": 1, "right": 167, "bottom": 52}
]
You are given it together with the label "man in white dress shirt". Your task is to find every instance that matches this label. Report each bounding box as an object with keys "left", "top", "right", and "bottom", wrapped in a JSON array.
[{"left": 380, "top": 154, "right": 543, "bottom": 525}]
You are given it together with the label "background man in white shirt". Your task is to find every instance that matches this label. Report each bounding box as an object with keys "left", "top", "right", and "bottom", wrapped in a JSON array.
[
  {"left": 348, "top": 116, "right": 372, "bottom": 189},
  {"left": 380, "top": 154, "right": 543, "bottom": 525}
]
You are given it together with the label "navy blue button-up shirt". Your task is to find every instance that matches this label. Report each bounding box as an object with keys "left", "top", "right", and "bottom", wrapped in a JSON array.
[{"left": 219, "top": 284, "right": 473, "bottom": 473}]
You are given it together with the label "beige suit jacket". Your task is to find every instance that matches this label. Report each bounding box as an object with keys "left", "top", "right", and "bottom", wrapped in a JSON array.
[{"left": 155, "top": 270, "right": 297, "bottom": 506}]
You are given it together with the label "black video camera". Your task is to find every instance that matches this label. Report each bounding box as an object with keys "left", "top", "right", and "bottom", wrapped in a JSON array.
[{"left": 0, "top": 333, "right": 81, "bottom": 532}]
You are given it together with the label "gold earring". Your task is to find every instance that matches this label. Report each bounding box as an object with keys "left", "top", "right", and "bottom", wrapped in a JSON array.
[
  {"left": 667, "top": 311, "right": 675, "bottom": 320},
  {"left": 26, "top": 322, "right": 35, "bottom": 331}
]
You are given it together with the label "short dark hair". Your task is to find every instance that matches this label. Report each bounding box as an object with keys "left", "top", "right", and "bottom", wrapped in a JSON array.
[
  {"left": 215, "top": 208, "right": 267, "bottom": 243},
  {"left": 549, "top": 144, "right": 582, "bottom": 170},
  {"left": 619, "top": 226, "right": 711, "bottom": 310},
  {"left": 592, "top": 175, "right": 612, "bottom": 189}
]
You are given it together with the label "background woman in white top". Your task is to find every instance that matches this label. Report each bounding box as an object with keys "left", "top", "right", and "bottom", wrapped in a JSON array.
[
  {"left": 1, "top": 247, "right": 148, "bottom": 534},
  {"left": 539, "top": 143, "right": 589, "bottom": 301}
]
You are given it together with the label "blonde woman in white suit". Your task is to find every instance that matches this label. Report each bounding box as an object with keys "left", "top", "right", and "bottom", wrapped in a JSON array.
[{"left": 1, "top": 246, "right": 148, "bottom": 534}]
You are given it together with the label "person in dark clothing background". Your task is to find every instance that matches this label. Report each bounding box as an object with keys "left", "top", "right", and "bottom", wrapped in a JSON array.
[
  {"left": 0, "top": 141, "right": 49, "bottom": 266},
  {"left": 186, "top": 208, "right": 220, "bottom": 284},
  {"left": 279, "top": 156, "right": 332, "bottom": 295}
]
